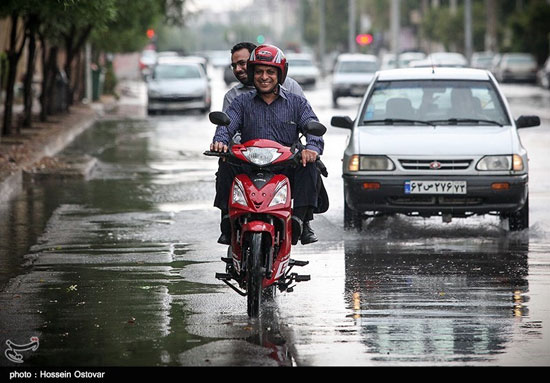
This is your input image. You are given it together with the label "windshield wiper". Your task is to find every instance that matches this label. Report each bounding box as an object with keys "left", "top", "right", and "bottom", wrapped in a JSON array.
[
  {"left": 363, "top": 119, "right": 435, "bottom": 126},
  {"left": 428, "top": 118, "right": 503, "bottom": 127}
]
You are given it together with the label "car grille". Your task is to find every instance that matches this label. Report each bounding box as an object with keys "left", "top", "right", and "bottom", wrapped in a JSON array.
[{"left": 399, "top": 159, "right": 472, "bottom": 170}]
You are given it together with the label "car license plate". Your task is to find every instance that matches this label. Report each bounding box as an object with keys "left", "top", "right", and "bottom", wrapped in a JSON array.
[{"left": 404, "top": 180, "right": 467, "bottom": 194}]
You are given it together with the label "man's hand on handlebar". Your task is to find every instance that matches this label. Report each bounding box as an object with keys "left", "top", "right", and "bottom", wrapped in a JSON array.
[
  {"left": 301, "top": 149, "right": 318, "bottom": 167},
  {"left": 210, "top": 141, "right": 228, "bottom": 152}
]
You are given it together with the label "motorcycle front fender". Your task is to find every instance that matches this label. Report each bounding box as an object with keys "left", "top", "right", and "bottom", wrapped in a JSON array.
[{"left": 240, "top": 221, "right": 275, "bottom": 245}]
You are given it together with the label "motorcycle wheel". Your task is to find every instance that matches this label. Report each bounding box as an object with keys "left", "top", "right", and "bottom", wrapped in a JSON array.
[{"left": 247, "top": 233, "right": 264, "bottom": 317}]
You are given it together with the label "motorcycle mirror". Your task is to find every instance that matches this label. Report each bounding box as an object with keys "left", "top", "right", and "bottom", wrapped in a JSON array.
[
  {"left": 304, "top": 120, "right": 327, "bottom": 137},
  {"left": 209, "top": 111, "right": 230, "bottom": 126}
]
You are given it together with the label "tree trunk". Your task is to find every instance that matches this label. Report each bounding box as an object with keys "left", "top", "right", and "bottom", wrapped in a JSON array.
[
  {"left": 22, "top": 14, "right": 39, "bottom": 129},
  {"left": 63, "top": 24, "right": 92, "bottom": 109},
  {"left": 2, "top": 12, "right": 27, "bottom": 137}
]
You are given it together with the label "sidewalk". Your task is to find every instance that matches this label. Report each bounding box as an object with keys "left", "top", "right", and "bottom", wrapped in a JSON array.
[{"left": 0, "top": 99, "right": 116, "bottom": 203}]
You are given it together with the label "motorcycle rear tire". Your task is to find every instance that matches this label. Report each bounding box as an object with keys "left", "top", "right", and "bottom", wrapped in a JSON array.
[{"left": 247, "top": 233, "right": 264, "bottom": 317}]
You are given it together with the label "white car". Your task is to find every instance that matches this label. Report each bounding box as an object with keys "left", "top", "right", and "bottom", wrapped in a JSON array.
[
  {"left": 286, "top": 53, "right": 320, "bottom": 87},
  {"left": 409, "top": 52, "right": 468, "bottom": 68},
  {"left": 147, "top": 57, "right": 211, "bottom": 114},
  {"left": 331, "top": 53, "right": 378, "bottom": 106},
  {"left": 331, "top": 67, "right": 540, "bottom": 231}
]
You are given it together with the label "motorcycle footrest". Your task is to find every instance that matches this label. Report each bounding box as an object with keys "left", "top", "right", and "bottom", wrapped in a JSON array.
[
  {"left": 294, "top": 274, "right": 310, "bottom": 282},
  {"left": 289, "top": 259, "right": 309, "bottom": 267},
  {"left": 215, "top": 273, "right": 232, "bottom": 281}
]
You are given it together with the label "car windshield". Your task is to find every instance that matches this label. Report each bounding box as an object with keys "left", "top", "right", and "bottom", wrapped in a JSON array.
[
  {"left": 289, "top": 59, "right": 315, "bottom": 67},
  {"left": 154, "top": 64, "right": 201, "bottom": 80},
  {"left": 337, "top": 61, "right": 378, "bottom": 73},
  {"left": 360, "top": 80, "right": 510, "bottom": 126}
]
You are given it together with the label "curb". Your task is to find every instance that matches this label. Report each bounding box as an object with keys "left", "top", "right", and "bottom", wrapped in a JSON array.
[{"left": 0, "top": 105, "right": 103, "bottom": 204}]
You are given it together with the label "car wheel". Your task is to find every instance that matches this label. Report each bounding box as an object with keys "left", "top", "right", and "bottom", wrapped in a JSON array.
[
  {"left": 344, "top": 198, "right": 363, "bottom": 231},
  {"left": 506, "top": 195, "right": 529, "bottom": 232}
]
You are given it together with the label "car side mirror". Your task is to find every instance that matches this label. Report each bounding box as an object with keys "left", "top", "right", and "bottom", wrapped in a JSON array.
[
  {"left": 209, "top": 111, "right": 230, "bottom": 126},
  {"left": 331, "top": 116, "right": 354, "bottom": 130},
  {"left": 305, "top": 120, "right": 327, "bottom": 137},
  {"left": 516, "top": 115, "right": 540, "bottom": 129}
]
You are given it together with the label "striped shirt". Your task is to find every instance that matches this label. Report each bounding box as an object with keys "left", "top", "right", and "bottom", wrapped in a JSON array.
[{"left": 213, "top": 87, "right": 324, "bottom": 154}]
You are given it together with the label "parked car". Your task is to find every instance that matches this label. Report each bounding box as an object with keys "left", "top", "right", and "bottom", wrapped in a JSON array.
[
  {"left": 380, "top": 52, "right": 426, "bottom": 69},
  {"left": 147, "top": 57, "right": 211, "bottom": 114},
  {"left": 286, "top": 53, "right": 320, "bottom": 87},
  {"left": 493, "top": 53, "right": 538, "bottom": 83},
  {"left": 331, "top": 53, "right": 378, "bottom": 106},
  {"left": 537, "top": 56, "right": 550, "bottom": 89},
  {"left": 223, "top": 63, "right": 236, "bottom": 86},
  {"left": 471, "top": 51, "right": 495, "bottom": 70},
  {"left": 331, "top": 67, "right": 540, "bottom": 231},
  {"left": 409, "top": 52, "right": 468, "bottom": 68}
]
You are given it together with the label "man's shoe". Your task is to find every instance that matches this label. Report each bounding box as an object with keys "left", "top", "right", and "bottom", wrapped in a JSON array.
[
  {"left": 300, "top": 221, "right": 318, "bottom": 245},
  {"left": 218, "top": 214, "right": 231, "bottom": 245},
  {"left": 217, "top": 233, "right": 231, "bottom": 245}
]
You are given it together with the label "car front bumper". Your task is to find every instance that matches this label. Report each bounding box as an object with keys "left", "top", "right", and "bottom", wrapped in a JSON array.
[
  {"left": 147, "top": 96, "right": 208, "bottom": 111},
  {"left": 343, "top": 174, "right": 528, "bottom": 216},
  {"left": 332, "top": 84, "right": 369, "bottom": 97}
]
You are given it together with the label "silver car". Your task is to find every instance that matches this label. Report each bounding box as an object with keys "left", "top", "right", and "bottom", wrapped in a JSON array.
[
  {"left": 331, "top": 54, "right": 378, "bottom": 106},
  {"left": 147, "top": 57, "right": 211, "bottom": 114},
  {"left": 286, "top": 53, "right": 320, "bottom": 87},
  {"left": 331, "top": 67, "right": 540, "bottom": 231}
]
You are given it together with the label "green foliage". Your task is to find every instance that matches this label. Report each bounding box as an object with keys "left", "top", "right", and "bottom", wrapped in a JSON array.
[{"left": 504, "top": 1, "right": 550, "bottom": 64}]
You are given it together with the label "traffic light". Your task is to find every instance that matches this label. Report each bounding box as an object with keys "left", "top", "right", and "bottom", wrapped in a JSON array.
[
  {"left": 356, "top": 33, "right": 373, "bottom": 46},
  {"left": 146, "top": 29, "right": 155, "bottom": 40}
]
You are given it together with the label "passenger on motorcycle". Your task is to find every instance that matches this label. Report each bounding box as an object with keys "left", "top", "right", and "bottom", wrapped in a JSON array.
[{"left": 211, "top": 44, "right": 324, "bottom": 245}]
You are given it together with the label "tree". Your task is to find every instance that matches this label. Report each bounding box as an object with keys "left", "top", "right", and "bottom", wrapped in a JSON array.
[{"left": 1, "top": 0, "right": 28, "bottom": 136}]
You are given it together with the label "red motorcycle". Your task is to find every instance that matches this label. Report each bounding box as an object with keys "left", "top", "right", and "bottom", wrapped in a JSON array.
[{"left": 205, "top": 112, "right": 327, "bottom": 317}]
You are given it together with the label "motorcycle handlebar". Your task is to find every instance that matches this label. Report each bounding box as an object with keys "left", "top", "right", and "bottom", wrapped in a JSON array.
[{"left": 204, "top": 149, "right": 327, "bottom": 177}]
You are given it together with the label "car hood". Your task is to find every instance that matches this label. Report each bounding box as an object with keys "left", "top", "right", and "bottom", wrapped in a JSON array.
[
  {"left": 333, "top": 72, "right": 375, "bottom": 85},
  {"left": 288, "top": 67, "right": 319, "bottom": 76},
  {"left": 356, "top": 125, "right": 514, "bottom": 156},
  {"left": 148, "top": 78, "right": 207, "bottom": 96}
]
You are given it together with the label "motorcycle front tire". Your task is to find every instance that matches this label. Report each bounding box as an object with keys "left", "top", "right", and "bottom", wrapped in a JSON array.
[{"left": 247, "top": 233, "right": 264, "bottom": 317}]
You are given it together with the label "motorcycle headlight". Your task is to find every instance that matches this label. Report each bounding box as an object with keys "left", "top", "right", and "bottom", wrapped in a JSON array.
[
  {"left": 268, "top": 182, "right": 288, "bottom": 207},
  {"left": 476, "top": 155, "right": 512, "bottom": 171},
  {"left": 232, "top": 180, "right": 247, "bottom": 206},
  {"left": 242, "top": 147, "right": 281, "bottom": 166}
]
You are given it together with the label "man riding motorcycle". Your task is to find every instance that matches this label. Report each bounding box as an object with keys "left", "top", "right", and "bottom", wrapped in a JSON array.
[{"left": 211, "top": 44, "right": 324, "bottom": 245}]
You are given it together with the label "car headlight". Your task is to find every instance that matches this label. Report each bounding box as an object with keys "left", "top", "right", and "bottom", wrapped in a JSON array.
[
  {"left": 476, "top": 155, "right": 517, "bottom": 171},
  {"left": 232, "top": 179, "right": 247, "bottom": 206},
  {"left": 242, "top": 147, "right": 281, "bottom": 166},
  {"left": 268, "top": 182, "right": 288, "bottom": 207},
  {"left": 348, "top": 155, "right": 395, "bottom": 171}
]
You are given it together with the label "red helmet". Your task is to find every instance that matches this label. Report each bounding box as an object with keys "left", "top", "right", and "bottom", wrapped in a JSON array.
[{"left": 247, "top": 44, "right": 288, "bottom": 85}]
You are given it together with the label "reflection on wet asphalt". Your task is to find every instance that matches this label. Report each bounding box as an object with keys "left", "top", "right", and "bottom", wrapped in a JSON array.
[{"left": 1, "top": 115, "right": 549, "bottom": 366}]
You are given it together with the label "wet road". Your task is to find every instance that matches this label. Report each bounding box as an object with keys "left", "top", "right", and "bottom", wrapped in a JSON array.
[{"left": 1, "top": 71, "right": 549, "bottom": 366}]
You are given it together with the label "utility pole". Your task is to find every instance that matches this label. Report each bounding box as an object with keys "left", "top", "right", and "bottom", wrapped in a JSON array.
[
  {"left": 391, "top": 0, "right": 400, "bottom": 66},
  {"left": 465, "top": 0, "right": 473, "bottom": 63},
  {"left": 485, "top": 0, "right": 498, "bottom": 52},
  {"left": 349, "top": 0, "right": 356, "bottom": 53},
  {"left": 319, "top": 0, "right": 326, "bottom": 77}
]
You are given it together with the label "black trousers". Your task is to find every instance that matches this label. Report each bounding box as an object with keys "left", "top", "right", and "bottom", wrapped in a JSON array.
[{"left": 213, "top": 159, "right": 319, "bottom": 220}]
